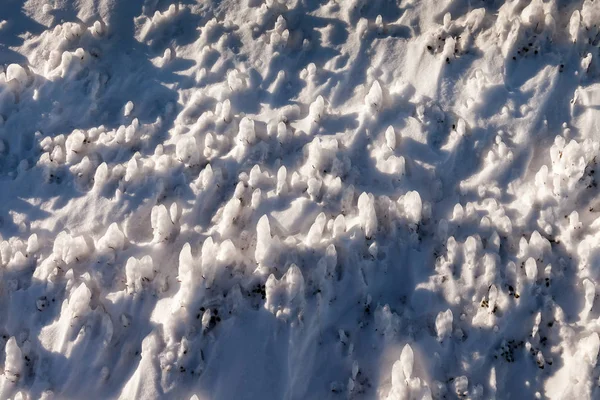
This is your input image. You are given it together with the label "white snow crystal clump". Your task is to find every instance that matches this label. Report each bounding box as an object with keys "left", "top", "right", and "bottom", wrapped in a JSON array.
[
  {"left": 255, "top": 215, "right": 278, "bottom": 267},
  {"left": 264, "top": 264, "right": 305, "bottom": 321},
  {"left": 4, "top": 338, "right": 23, "bottom": 382},
  {"left": 435, "top": 309, "right": 453, "bottom": 341},
  {"left": 176, "top": 135, "right": 200, "bottom": 165},
  {"left": 238, "top": 117, "right": 256, "bottom": 144},
  {"left": 358, "top": 192, "right": 377, "bottom": 238},
  {"left": 309, "top": 96, "right": 326, "bottom": 122},
  {"left": 126, "top": 256, "right": 155, "bottom": 294},
  {"left": 151, "top": 204, "right": 176, "bottom": 242},
  {"left": 365, "top": 80, "right": 383, "bottom": 112},
  {"left": 386, "top": 344, "right": 432, "bottom": 400}
]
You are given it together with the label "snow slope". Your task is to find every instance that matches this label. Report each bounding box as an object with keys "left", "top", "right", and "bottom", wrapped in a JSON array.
[{"left": 2, "top": 0, "right": 600, "bottom": 399}]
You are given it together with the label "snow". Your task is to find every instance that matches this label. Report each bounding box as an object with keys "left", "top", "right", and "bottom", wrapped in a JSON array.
[
  {"left": 3, "top": 0, "right": 600, "bottom": 398},
  {"left": 3, "top": 338, "right": 23, "bottom": 383}
]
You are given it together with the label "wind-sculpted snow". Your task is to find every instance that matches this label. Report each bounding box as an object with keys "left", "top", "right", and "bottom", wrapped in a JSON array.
[{"left": 1, "top": 0, "right": 600, "bottom": 399}]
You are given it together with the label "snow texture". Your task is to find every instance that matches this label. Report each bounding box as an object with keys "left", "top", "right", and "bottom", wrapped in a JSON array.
[{"left": 2, "top": 0, "right": 600, "bottom": 399}]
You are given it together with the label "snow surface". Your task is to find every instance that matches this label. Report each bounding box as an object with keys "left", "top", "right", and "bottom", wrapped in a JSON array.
[{"left": 2, "top": 0, "right": 600, "bottom": 399}]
